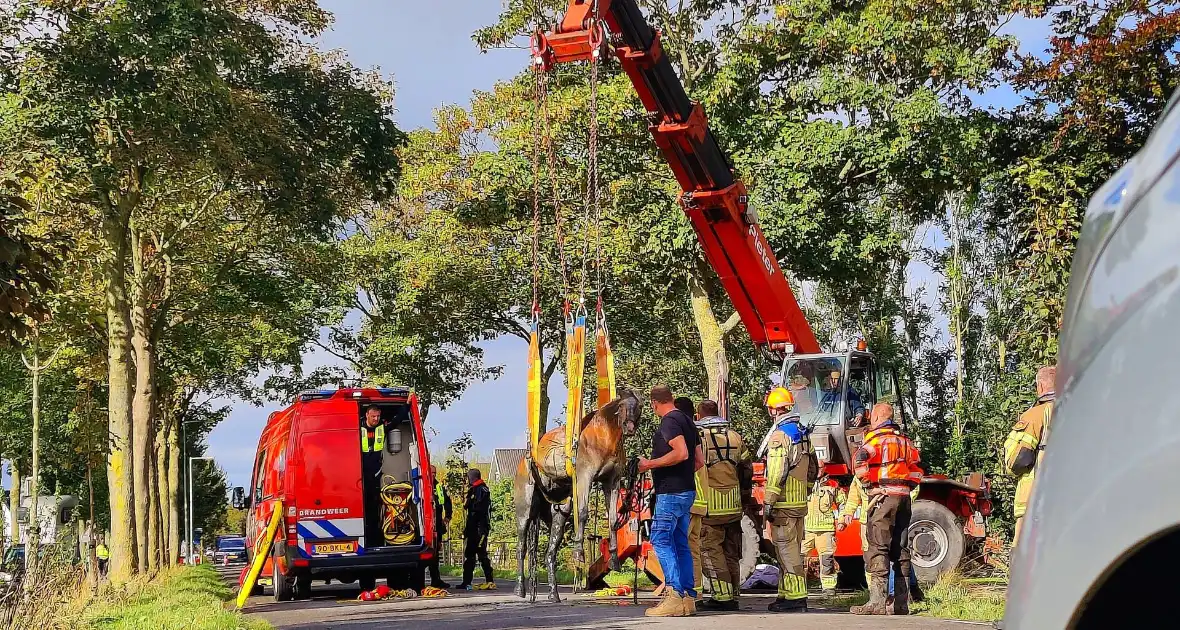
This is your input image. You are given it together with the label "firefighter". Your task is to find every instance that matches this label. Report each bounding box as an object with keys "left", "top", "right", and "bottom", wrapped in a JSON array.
[
  {"left": 1004, "top": 365, "right": 1055, "bottom": 548},
  {"left": 677, "top": 396, "right": 705, "bottom": 599},
  {"left": 760, "top": 386, "right": 818, "bottom": 613},
  {"left": 803, "top": 477, "right": 842, "bottom": 595},
  {"left": 360, "top": 405, "right": 386, "bottom": 547},
  {"left": 429, "top": 465, "right": 453, "bottom": 588},
  {"left": 694, "top": 399, "right": 753, "bottom": 612},
  {"left": 459, "top": 468, "right": 494, "bottom": 590},
  {"left": 850, "top": 403, "right": 921, "bottom": 616},
  {"left": 839, "top": 476, "right": 871, "bottom": 588}
]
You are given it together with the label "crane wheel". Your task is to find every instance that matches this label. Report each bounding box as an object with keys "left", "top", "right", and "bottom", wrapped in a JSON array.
[{"left": 909, "top": 499, "right": 965, "bottom": 584}]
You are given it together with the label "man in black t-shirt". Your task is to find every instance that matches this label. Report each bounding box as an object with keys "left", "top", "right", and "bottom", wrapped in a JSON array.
[{"left": 639, "top": 385, "right": 705, "bottom": 617}]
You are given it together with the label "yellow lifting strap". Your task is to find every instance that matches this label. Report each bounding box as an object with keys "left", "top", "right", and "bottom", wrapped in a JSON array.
[
  {"left": 595, "top": 300, "right": 616, "bottom": 409},
  {"left": 236, "top": 500, "right": 283, "bottom": 609},
  {"left": 564, "top": 305, "right": 587, "bottom": 477},
  {"left": 527, "top": 311, "right": 543, "bottom": 463}
]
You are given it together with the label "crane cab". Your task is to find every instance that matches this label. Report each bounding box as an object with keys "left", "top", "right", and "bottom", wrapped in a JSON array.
[{"left": 779, "top": 350, "right": 904, "bottom": 474}]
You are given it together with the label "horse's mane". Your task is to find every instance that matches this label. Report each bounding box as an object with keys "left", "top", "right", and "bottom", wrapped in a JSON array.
[{"left": 577, "top": 392, "right": 631, "bottom": 434}]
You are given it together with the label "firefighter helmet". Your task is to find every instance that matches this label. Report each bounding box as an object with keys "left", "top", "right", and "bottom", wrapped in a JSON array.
[{"left": 766, "top": 387, "right": 795, "bottom": 409}]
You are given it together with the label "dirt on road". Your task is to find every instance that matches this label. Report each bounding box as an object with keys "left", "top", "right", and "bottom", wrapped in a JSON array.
[{"left": 233, "top": 576, "right": 983, "bottom": 630}]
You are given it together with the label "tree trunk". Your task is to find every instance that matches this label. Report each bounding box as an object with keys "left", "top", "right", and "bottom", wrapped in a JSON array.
[
  {"left": 27, "top": 354, "right": 42, "bottom": 569},
  {"left": 8, "top": 459, "right": 19, "bottom": 544},
  {"left": 167, "top": 424, "right": 181, "bottom": 567},
  {"left": 131, "top": 227, "right": 156, "bottom": 573},
  {"left": 103, "top": 200, "right": 138, "bottom": 581},
  {"left": 687, "top": 260, "right": 741, "bottom": 402},
  {"left": 151, "top": 427, "right": 166, "bottom": 570}
]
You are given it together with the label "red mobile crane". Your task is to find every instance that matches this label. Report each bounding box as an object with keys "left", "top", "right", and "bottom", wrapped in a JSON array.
[{"left": 533, "top": 0, "right": 992, "bottom": 587}]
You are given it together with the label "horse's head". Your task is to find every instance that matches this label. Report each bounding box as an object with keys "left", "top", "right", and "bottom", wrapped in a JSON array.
[{"left": 615, "top": 388, "right": 641, "bottom": 436}]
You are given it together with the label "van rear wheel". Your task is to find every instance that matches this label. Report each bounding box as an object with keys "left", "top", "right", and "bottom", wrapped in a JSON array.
[
  {"left": 359, "top": 576, "right": 377, "bottom": 592},
  {"left": 294, "top": 574, "right": 312, "bottom": 600},
  {"left": 272, "top": 550, "right": 294, "bottom": 602}
]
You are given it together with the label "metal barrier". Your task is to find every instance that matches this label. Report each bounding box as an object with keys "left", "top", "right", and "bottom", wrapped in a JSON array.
[{"left": 441, "top": 539, "right": 519, "bottom": 569}]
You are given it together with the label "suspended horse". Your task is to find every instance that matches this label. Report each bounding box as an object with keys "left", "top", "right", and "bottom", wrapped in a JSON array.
[{"left": 513, "top": 389, "right": 639, "bottom": 602}]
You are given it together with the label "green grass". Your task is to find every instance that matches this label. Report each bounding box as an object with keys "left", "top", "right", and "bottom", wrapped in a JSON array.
[
  {"left": 81, "top": 565, "right": 272, "bottom": 630},
  {"left": 814, "top": 572, "right": 1005, "bottom": 622},
  {"left": 912, "top": 572, "right": 1006, "bottom": 622}
]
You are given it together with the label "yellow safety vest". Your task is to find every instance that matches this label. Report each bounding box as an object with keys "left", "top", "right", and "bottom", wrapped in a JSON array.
[
  {"left": 361, "top": 425, "right": 386, "bottom": 453},
  {"left": 96, "top": 544, "right": 110, "bottom": 560}
]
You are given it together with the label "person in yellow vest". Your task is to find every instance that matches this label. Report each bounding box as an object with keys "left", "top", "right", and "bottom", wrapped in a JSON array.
[
  {"left": 360, "top": 405, "right": 386, "bottom": 548},
  {"left": 95, "top": 537, "right": 110, "bottom": 576},
  {"left": 1004, "top": 365, "right": 1055, "bottom": 548},
  {"left": 677, "top": 396, "right": 705, "bottom": 600},
  {"left": 760, "top": 387, "right": 818, "bottom": 613},
  {"left": 839, "top": 476, "right": 871, "bottom": 588},
  {"left": 693, "top": 399, "right": 752, "bottom": 612},
  {"left": 803, "top": 478, "right": 843, "bottom": 595}
]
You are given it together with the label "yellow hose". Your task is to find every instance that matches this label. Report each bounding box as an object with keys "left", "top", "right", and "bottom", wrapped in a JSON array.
[{"left": 380, "top": 475, "right": 417, "bottom": 546}]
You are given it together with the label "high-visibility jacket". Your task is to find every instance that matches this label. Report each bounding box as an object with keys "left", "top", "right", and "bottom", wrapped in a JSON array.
[
  {"left": 854, "top": 424, "right": 921, "bottom": 495},
  {"left": 692, "top": 423, "right": 752, "bottom": 523},
  {"left": 765, "top": 419, "right": 814, "bottom": 510},
  {"left": 361, "top": 425, "right": 386, "bottom": 453},
  {"left": 1004, "top": 397, "right": 1053, "bottom": 519},
  {"left": 95, "top": 544, "right": 110, "bottom": 560},
  {"left": 804, "top": 484, "right": 845, "bottom": 532}
]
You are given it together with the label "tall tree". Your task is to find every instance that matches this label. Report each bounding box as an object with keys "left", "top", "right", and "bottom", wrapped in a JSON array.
[{"left": 2, "top": 0, "right": 403, "bottom": 578}]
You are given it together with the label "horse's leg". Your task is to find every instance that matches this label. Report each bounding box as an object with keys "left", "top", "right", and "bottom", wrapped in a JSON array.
[
  {"left": 571, "top": 466, "right": 594, "bottom": 568},
  {"left": 514, "top": 490, "right": 531, "bottom": 598},
  {"left": 547, "top": 502, "right": 570, "bottom": 603},
  {"left": 604, "top": 476, "right": 622, "bottom": 572}
]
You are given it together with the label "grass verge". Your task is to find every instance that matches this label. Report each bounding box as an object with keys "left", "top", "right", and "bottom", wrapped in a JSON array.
[
  {"left": 912, "top": 572, "right": 1006, "bottom": 622},
  {"left": 82, "top": 565, "right": 271, "bottom": 630}
]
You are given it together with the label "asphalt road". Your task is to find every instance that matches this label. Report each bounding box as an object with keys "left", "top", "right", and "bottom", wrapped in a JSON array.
[{"left": 218, "top": 566, "right": 982, "bottom": 630}]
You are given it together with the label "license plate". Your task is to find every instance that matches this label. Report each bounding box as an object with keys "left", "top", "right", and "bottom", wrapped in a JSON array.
[{"left": 312, "top": 541, "right": 356, "bottom": 555}]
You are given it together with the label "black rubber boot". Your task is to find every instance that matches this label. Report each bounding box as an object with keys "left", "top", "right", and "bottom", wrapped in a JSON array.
[
  {"left": 768, "top": 597, "right": 808, "bottom": 613},
  {"left": 698, "top": 598, "right": 739, "bottom": 611},
  {"left": 892, "top": 570, "right": 911, "bottom": 615}
]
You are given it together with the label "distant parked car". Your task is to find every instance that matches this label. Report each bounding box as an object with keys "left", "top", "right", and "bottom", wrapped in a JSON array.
[
  {"left": 1003, "top": 91, "right": 1180, "bottom": 628},
  {"left": 215, "top": 536, "right": 248, "bottom": 565}
]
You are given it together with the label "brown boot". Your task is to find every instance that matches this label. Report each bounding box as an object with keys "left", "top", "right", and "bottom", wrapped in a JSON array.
[
  {"left": 682, "top": 595, "right": 697, "bottom": 616},
  {"left": 851, "top": 579, "right": 888, "bottom": 615},
  {"left": 646, "top": 591, "right": 686, "bottom": 617}
]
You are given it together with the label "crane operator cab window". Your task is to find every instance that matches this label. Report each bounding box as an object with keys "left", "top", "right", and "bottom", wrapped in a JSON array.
[
  {"left": 358, "top": 404, "right": 420, "bottom": 550},
  {"left": 784, "top": 357, "right": 849, "bottom": 427}
]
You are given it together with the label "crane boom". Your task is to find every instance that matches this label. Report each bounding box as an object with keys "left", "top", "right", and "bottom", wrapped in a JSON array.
[{"left": 534, "top": 0, "right": 821, "bottom": 355}]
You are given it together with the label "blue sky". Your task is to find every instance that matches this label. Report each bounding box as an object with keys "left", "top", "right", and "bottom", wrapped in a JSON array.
[{"left": 207, "top": 3, "right": 1054, "bottom": 488}]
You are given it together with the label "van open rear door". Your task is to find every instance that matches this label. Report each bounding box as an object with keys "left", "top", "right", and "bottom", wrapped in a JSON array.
[{"left": 296, "top": 429, "right": 367, "bottom": 556}]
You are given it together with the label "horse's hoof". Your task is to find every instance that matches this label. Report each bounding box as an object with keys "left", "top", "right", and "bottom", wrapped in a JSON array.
[{"left": 547, "top": 591, "right": 561, "bottom": 603}]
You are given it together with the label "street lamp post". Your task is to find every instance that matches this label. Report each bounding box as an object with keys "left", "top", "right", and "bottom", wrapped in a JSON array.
[{"left": 188, "top": 456, "right": 213, "bottom": 564}]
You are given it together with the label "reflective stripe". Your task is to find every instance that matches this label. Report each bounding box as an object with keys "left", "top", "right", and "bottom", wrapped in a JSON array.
[
  {"left": 766, "top": 443, "right": 807, "bottom": 509},
  {"left": 707, "top": 486, "right": 742, "bottom": 516},
  {"left": 778, "top": 572, "right": 807, "bottom": 599},
  {"left": 712, "top": 577, "right": 734, "bottom": 601},
  {"left": 361, "top": 425, "right": 385, "bottom": 453},
  {"left": 820, "top": 574, "right": 837, "bottom": 589},
  {"left": 693, "top": 473, "right": 707, "bottom": 510}
]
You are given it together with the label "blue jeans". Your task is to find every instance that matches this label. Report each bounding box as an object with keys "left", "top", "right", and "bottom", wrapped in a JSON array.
[{"left": 650, "top": 490, "right": 696, "bottom": 597}]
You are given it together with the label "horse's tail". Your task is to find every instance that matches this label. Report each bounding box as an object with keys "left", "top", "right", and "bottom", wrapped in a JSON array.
[{"left": 528, "top": 459, "right": 568, "bottom": 506}]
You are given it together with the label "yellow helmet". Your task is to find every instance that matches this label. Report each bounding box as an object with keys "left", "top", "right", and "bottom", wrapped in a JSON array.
[{"left": 766, "top": 387, "right": 795, "bottom": 409}]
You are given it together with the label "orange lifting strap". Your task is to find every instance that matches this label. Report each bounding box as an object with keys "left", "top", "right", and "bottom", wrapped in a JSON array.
[
  {"left": 527, "top": 310, "right": 543, "bottom": 463},
  {"left": 564, "top": 304, "right": 588, "bottom": 477}
]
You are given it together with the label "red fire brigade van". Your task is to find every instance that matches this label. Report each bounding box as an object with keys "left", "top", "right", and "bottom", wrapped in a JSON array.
[{"left": 233, "top": 387, "right": 436, "bottom": 601}]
